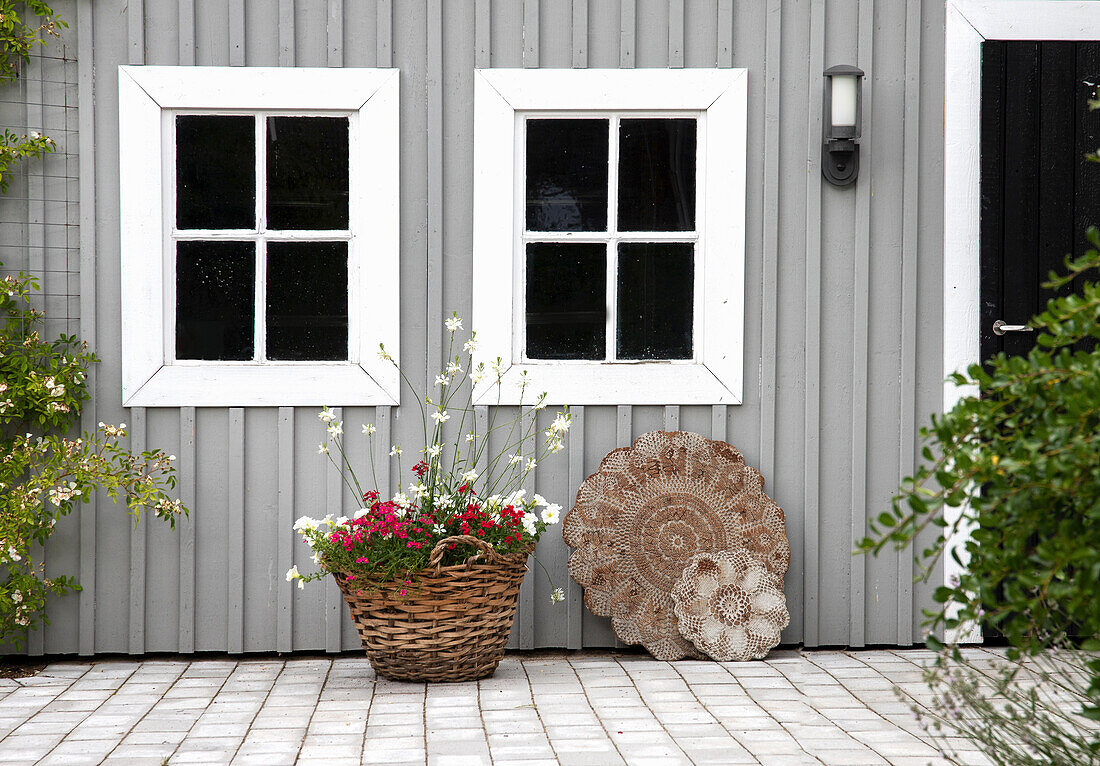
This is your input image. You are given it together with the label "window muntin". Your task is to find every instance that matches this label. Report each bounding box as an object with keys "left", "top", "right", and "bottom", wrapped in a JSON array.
[
  {"left": 171, "top": 113, "right": 351, "bottom": 364},
  {"left": 521, "top": 115, "right": 699, "bottom": 363}
]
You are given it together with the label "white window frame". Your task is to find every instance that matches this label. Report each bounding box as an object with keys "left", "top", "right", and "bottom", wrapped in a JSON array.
[
  {"left": 119, "top": 66, "right": 400, "bottom": 407},
  {"left": 472, "top": 69, "right": 747, "bottom": 406},
  {"left": 943, "top": 0, "right": 1100, "bottom": 642}
]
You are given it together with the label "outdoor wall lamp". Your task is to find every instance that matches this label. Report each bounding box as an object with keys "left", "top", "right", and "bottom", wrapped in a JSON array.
[{"left": 822, "top": 65, "right": 864, "bottom": 187}]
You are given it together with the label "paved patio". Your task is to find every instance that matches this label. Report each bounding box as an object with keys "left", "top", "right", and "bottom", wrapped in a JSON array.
[{"left": 0, "top": 648, "right": 995, "bottom": 766}]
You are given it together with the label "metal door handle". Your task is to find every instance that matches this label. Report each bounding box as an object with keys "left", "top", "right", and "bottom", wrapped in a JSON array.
[{"left": 992, "top": 319, "right": 1034, "bottom": 335}]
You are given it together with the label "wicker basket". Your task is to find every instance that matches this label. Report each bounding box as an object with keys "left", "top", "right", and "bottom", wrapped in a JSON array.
[{"left": 333, "top": 535, "right": 533, "bottom": 682}]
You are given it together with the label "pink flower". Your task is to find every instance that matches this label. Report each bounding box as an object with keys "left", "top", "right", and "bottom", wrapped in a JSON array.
[{"left": 356, "top": 556, "right": 369, "bottom": 563}]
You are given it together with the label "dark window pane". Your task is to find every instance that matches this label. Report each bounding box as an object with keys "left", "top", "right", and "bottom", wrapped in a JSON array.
[
  {"left": 618, "top": 118, "right": 697, "bottom": 232},
  {"left": 267, "top": 117, "right": 350, "bottom": 230},
  {"left": 176, "top": 241, "right": 255, "bottom": 360},
  {"left": 526, "top": 119, "right": 609, "bottom": 232},
  {"left": 176, "top": 116, "right": 256, "bottom": 230},
  {"left": 617, "top": 243, "right": 693, "bottom": 359},
  {"left": 526, "top": 242, "right": 606, "bottom": 359},
  {"left": 267, "top": 242, "right": 348, "bottom": 360}
]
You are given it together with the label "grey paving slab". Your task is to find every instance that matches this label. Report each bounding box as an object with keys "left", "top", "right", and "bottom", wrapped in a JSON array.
[{"left": 0, "top": 648, "right": 1069, "bottom": 765}]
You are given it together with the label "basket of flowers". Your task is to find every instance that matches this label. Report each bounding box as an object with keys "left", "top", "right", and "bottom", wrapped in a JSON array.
[{"left": 287, "top": 315, "right": 569, "bottom": 682}]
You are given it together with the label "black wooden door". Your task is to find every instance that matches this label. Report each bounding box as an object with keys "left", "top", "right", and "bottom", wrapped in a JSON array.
[{"left": 980, "top": 40, "right": 1100, "bottom": 362}]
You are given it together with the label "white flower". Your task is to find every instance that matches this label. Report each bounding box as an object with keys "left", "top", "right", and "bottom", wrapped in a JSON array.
[
  {"left": 435, "top": 374, "right": 449, "bottom": 387},
  {"left": 549, "top": 413, "right": 571, "bottom": 434},
  {"left": 392, "top": 492, "right": 409, "bottom": 506},
  {"left": 318, "top": 443, "right": 329, "bottom": 454},
  {"left": 521, "top": 513, "right": 538, "bottom": 536},
  {"left": 432, "top": 524, "right": 448, "bottom": 536},
  {"left": 297, "top": 579, "right": 305, "bottom": 590},
  {"left": 5, "top": 546, "right": 19, "bottom": 562},
  {"left": 168, "top": 455, "right": 177, "bottom": 461},
  {"left": 430, "top": 410, "right": 450, "bottom": 424},
  {"left": 409, "top": 482, "right": 428, "bottom": 498},
  {"left": 445, "top": 315, "right": 463, "bottom": 332},
  {"left": 465, "top": 433, "right": 476, "bottom": 443},
  {"left": 119, "top": 422, "right": 127, "bottom": 429},
  {"left": 354, "top": 508, "right": 370, "bottom": 520},
  {"left": 310, "top": 552, "right": 321, "bottom": 566},
  {"left": 509, "top": 454, "right": 522, "bottom": 465},
  {"left": 462, "top": 470, "right": 479, "bottom": 482},
  {"left": 525, "top": 458, "right": 537, "bottom": 471},
  {"left": 550, "top": 588, "right": 565, "bottom": 604},
  {"left": 470, "top": 367, "right": 485, "bottom": 385},
  {"left": 463, "top": 334, "right": 478, "bottom": 353},
  {"left": 285, "top": 565, "right": 301, "bottom": 582},
  {"left": 541, "top": 505, "right": 560, "bottom": 525},
  {"left": 426, "top": 444, "right": 442, "bottom": 458},
  {"left": 335, "top": 516, "right": 349, "bottom": 526},
  {"left": 322, "top": 515, "right": 336, "bottom": 527},
  {"left": 362, "top": 423, "right": 376, "bottom": 435},
  {"left": 446, "top": 362, "right": 462, "bottom": 376},
  {"left": 326, "top": 422, "right": 343, "bottom": 437},
  {"left": 293, "top": 516, "right": 318, "bottom": 532},
  {"left": 389, "top": 445, "right": 402, "bottom": 457},
  {"left": 533, "top": 494, "right": 549, "bottom": 507},
  {"left": 11, "top": 590, "right": 22, "bottom": 604},
  {"left": 30, "top": 131, "right": 40, "bottom": 139}
]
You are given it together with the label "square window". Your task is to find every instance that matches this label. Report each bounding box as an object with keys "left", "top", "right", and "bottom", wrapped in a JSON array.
[
  {"left": 120, "top": 66, "right": 400, "bottom": 406},
  {"left": 521, "top": 117, "right": 699, "bottom": 364},
  {"left": 173, "top": 114, "right": 350, "bottom": 365},
  {"left": 473, "top": 69, "right": 747, "bottom": 405}
]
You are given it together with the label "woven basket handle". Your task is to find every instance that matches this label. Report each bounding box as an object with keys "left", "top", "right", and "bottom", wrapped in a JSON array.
[{"left": 427, "top": 535, "right": 505, "bottom": 571}]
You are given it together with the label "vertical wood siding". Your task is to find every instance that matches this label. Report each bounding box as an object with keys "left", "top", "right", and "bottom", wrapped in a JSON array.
[{"left": 1, "top": 0, "right": 947, "bottom": 654}]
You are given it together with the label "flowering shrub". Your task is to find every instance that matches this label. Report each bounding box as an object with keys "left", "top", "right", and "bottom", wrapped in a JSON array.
[
  {"left": 0, "top": 269, "right": 184, "bottom": 648},
  {"left": 0, "top": 0, "right": 63, "bottom": 192},
  {"left": 288, "top": 314, "right": 570, "bottom": 601}
]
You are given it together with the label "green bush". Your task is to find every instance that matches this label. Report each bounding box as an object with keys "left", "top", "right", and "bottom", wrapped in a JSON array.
[
  {"left": 0, "top": 270, "right": 185, "bottom": 649},
  {"left": 858, "top": 231, "right": 1100, "bottom": 758}
]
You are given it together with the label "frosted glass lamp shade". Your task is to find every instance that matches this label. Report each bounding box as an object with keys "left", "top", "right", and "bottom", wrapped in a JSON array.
[{"left": 830, "top": 75, "right": 858, "bottom": 127}]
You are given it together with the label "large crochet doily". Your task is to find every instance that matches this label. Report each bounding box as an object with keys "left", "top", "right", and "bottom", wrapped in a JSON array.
[
  {"left": 671, "top": 549, "right": 790, "bottom": 661},
  {"left": 562, "top": 431, "right": 790, "bottom": 661}
]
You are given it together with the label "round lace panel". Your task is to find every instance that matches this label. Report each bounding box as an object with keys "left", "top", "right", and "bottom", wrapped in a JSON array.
[
  {"left": 562, "top": 431, "right": 791, "bottom": 661},
  {"left": 672, "top": 549, "right": 790, "bottom": 661}
]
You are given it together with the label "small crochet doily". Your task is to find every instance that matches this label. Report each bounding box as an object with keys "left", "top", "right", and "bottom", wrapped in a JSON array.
[
  {"left": 562, "top": 431, "right": 790, "bottom": 661},
  {"left": 671, "top": 549, "right": 790, "bottom": 661}
]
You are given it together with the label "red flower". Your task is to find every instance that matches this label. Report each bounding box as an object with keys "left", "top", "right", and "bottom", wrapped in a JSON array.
[{"left": 412, "top": 461, "right": 428, "bottom": 478}]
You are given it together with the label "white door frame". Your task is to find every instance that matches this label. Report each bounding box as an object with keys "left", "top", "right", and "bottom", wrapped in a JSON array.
[{"left": 944, "top": 0, "right": 1100, "bottom": 642}]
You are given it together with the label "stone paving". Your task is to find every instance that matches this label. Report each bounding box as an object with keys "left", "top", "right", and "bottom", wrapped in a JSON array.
[{"left": 0, "top": 648, "right": 998, "bottom": 766}]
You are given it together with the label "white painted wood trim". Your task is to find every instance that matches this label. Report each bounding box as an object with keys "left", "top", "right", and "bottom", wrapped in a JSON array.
[
  {"left": 941, "top": 0, "right": 1100, "bottom": 643},
  {"left": 478, "top": 68, "right": 739, "bottom": 110},
  {"left": 474, "top": 363, "right": 737, "bottom": 406},
  {"left": 472, "top": 68, "right": 746, "bottom": 406},
  {"left": 950, "top": 0, "right": 1100, "bottom": 39},
  {"left": 128, "top": 364, "right": 392, "bottom": 406},
  {"left": 120, "top": 68, "right": 167, "bottom": 403},
  {"left": 119, "top": 66, "right": 400, "bottom": 407},
  {"left": 122, "top": 66, "right": 392, "bottom": 111}
]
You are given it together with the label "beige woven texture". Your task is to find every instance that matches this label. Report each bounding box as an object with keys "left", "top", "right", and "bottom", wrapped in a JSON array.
[
  {"left": 563, "top": 431, "right": 790, "bottom": 661},
  {"left": 334, "top": 536, "right": 532, "bottom": 682},
  {"left": 672, "top": 548, "right": 790, "bottom": 661}
]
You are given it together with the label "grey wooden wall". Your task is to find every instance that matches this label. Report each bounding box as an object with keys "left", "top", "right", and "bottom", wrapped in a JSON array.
[{"left": 7, "top": 0, "right": 946, "bottom": 656}]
